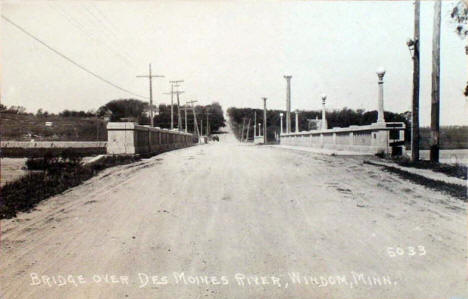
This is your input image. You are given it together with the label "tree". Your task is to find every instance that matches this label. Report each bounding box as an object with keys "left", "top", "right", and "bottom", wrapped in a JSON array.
[
  {"left": 450, "top": 0, "right": 468, "bottom": 96},
  {"left": 154, "top": 102, "right": 225, "bottom": 133},
  {"left": 97, "top": 99, "right": 149, "bottom": 122},
  {"left": 451, "top": 0, "right": 468, "bottom": 37}
]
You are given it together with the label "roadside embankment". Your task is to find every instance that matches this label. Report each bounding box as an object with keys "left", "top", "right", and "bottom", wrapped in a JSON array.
[
  {"left": 363, "top": 160, "right": 466, "bottom": 201},
  {"left": 0, "top": 154, "right": 140, "bottom": 219}
]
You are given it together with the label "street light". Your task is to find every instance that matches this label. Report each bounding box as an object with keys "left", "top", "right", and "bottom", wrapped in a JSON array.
[
  {"left": 321, "top": 94, "right": 327, "bottom": 130},
  {"left": 376, "top": 68, "right": 386, "bottom": 82},
  {"left": 376, "top": 67, "right": 386, "bottom": 124},
  {"left": 406, "top": 38, "right": 417, "bottom": 58},
  {"left": 321, "top": 93, "right": 327, "bottom": 105}
]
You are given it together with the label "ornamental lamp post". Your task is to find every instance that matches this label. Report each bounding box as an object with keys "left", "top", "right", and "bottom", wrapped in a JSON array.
[
  {"left": 376, "top": 67, "right": 386, "bottom": 124},
  {"left": 406, "top": 38, "right": 416, "bottom": 58},
  {"left": 321, "top": 94, "right": 328, "bottom": 130}
]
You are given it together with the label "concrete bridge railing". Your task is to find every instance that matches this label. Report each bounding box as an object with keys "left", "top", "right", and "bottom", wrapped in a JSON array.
[
  {"left": 106, "top": 122, "right": 197, "bottom": 155},
  {"left": 0, "top": 141, "right": 107, "bottom": 157},
  {"left": 280, "top": 122, "right": 406, "bottom": 156}
]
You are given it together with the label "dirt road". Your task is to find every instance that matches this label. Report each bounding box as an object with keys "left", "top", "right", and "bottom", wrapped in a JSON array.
[{"left": 1, "top": 133, "right": 466, "bottom": 298}]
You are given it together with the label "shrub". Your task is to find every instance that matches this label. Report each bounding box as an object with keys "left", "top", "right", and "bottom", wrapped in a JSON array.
[{"left": 0, "top": 155, "right": 140, "bottom": 219}]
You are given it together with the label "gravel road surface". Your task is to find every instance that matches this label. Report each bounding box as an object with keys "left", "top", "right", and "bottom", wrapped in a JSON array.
[{"left": 1, "top": 132, "right": 466, "bottom": 298}]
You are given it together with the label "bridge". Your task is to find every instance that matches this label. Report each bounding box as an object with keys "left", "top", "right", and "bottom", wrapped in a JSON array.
[{"left": 0, "top": 127, "right": 466, "bottom": 298}]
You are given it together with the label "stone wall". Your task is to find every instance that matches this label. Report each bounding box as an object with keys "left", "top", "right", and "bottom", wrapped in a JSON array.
[
  {"left": 280, "top": 122, "right": 405, "bottom": 155},
  {"left": 106, "top": 122, "right": 196, "bottom": 155}
]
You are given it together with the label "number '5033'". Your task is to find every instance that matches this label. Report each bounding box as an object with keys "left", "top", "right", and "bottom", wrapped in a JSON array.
[{"left": 387, "top": 246, "right": 426, "bottom": 257}]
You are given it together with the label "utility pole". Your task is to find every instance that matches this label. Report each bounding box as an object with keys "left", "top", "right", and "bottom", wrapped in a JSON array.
[
  {"left": 411, "top": 0, "right": 421, "bottom": 162},
  {"left": 430, "top": 0, "right": 441, "bottom": 162},
  {"left": 284, "top": 75, "right": 292, "bottom": 133},
  {"left": 187, "top": 100, "right": 200, "bottom": 137},
  {"left": 176, "top": 89, "right": 183, "bottom": 130},
  {"left": 172, "top": 81, "right": 184, "bottom": 131},
  {"left": 206, "top": 111, "right": 211, "bottom": 136},
  {"left": 241, "top": 117, "right": 245, "bottom": 142},
  {"left": 136, "top": 63, "right": 164, "bottom": 127},
  {"left": 254, "top": 111, "right": 257, "bottom": 137},
  {"left": 201, "top": 117, "right": 204, "bottom": 136},
  {"left": 263, "top": 97, "right": 267, "bottom": 144},
  {"left": 165, "top": 82, "right": 184, "bottom": 131},
  {"left": 182, "top": 104, "right": 188, "bottom": 133}
]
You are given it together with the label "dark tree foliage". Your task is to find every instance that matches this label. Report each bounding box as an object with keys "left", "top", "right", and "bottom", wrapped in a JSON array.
[
  {"left": 227, "top": 107, "right": 410, "bottom": 142},
  {"left": 97, "top": 99, "right": 150, "bottom": 122},
  {"left": 1, "top": 105, "right": 27, "bottom": 114},
  {"left": 451, "top": 0, "right": 468, "bottom": 37},
  {"left": 59, "top": 110, "right": 95, "bottom": 118},
  {"left": 97, "top": 99, "right": 225, "bottom": 134},
  {"left": 153, "top": 102, "right": 225, "bottom": 133}
]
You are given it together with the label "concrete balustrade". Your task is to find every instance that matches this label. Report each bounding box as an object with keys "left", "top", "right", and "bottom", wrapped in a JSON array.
[
  {"left": 107, "top": 122, "right": 196, "bottom": 155},
  {"left": 280, "top": 122, "right": 406, "bottom": 156}
]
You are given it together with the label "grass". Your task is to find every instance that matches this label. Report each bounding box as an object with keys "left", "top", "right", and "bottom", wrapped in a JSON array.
[
  {"left": 389, "top": 156, "right": 467, "bottom": 180},
  {"left": 0, "top": 154, "right": 140, "bottom": 219},
  {"left": 364, "top": 160, "right": 467, "bottom": 201},
  {"left": 0, "top": 112, "right": 107, "bottom": 141}
]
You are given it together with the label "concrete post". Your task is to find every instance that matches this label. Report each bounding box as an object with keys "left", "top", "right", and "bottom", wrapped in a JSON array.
[
  {"left": 376, "top": 68, "right": 386, "bottom": 124},
  {"left": 295, "top": 109, "right": 299, "bottom": 133},
  {"left": 321, "top": 94, "right": 328, "bottom": 130},
  {"left": 280, "top": 113, "right": 283, "bottom": 135},
  {"left": 263, "top": 97, "right": 267, "bottom": 144},
  {"left": 284, "top": 75, "right": 292, "bottom": 133}
]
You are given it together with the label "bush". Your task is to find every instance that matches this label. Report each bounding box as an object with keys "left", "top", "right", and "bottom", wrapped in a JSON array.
[
  {"left": 25, "top": 150, "right": 82, "bottom": 171},
  {"left": 0, "top": 154, "right": 140, "bottom": 219}
]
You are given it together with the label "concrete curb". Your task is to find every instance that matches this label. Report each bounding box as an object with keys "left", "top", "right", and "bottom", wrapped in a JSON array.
[{"left": 269, "top": 145, "right": 373, "bottom": 156}]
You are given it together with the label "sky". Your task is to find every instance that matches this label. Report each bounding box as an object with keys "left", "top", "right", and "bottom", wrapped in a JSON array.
[{"left": 1, "top": 0, "right": 467, "bottom": 126}]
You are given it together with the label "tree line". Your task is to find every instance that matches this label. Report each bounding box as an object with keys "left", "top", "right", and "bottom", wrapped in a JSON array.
[
  {"left": 228, "top": 107, "right": 409, "bottom": 141},
  {"left": 97, "top": 99, "right": 226, "bottom": 133}
]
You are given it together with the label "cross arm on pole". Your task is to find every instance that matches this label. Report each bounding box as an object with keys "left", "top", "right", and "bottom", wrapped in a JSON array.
[{"left": 136, "top": 75, "right": 164, "bottom": 78}]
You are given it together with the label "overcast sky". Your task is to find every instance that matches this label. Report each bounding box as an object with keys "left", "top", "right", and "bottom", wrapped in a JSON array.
[{"left": 1, "top": 0, "right": 467, "bottom": 125}]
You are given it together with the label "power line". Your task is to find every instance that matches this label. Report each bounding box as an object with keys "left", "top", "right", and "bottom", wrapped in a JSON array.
[
  {"left": 84, "top": 3, "right": 137, "bottom": 66},
  {"left": 1, "top": 14, "right": 148, "bottom": 99},
  {"left": 50, "top": 3, "right": 136, "bottom": 69}
]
